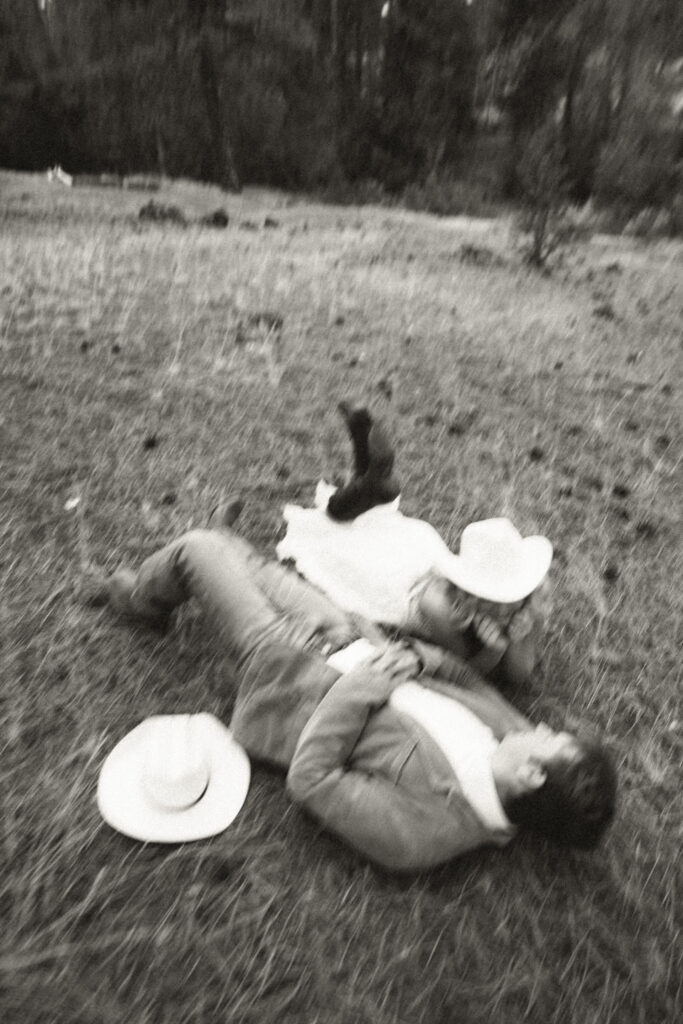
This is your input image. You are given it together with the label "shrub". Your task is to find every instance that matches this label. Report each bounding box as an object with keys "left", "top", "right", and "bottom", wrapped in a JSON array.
[
  {"left": 623, "top": 207, "right": 672, "bottom": 239},
  {"left": 669, "top": 192, "right": 683, "bottom": 237},
  {"left": 319, "top": 175, "right": 390, "bottom": 207},
  {"left": 402, "top": 173, "right": 501, "bottom": 217},
  {"left": 138, "top": 200, "right": 186, "bottom": 225},
  {"left": 563, "top": 199, "right": 599, "bottom": 235},
  {"left": 594, "top": 81, "right": 681, "bottom": 215},
  {"left": 516, "top": 121, "right": 576, "bottom": 265}
]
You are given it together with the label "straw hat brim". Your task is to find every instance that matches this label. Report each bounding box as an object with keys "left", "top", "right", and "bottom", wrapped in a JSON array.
[
  {"left": 97, "top": 713, "right": 250, "bottom": 843},
  {"left": 440, "top": 536, "right": 553, "bottom": 604}
]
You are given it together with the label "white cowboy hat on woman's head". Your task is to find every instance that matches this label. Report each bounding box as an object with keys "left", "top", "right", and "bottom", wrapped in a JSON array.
[
  {"left": 440, "top": 518, "right": 553, "bottom": 604},
  {"left": 97, "top": 713, "right": 250, "bottom": 843}
]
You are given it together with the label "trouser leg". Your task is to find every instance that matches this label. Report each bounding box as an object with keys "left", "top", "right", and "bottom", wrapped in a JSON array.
[
  {"left": 211, "top": 525, "right": 359, "bottom": 644},
  {"left": 248, "top": 551, "right": 354, "bottom": 630},
  {"left": 127, "top": 529, "right": 291, "bottom": 668}
]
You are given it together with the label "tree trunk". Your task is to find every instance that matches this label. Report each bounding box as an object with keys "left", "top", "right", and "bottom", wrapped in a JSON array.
[
  {"left": 198, "top": 32, "right": 241, "bottom": 191},
  {"left": 562, "top": 31, "right": 589, "bottom": 154}
]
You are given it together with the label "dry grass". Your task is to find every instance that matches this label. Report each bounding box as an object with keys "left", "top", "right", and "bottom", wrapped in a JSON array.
[{"left": 0, "top": 170, "right": 681, "bottom": 1024}]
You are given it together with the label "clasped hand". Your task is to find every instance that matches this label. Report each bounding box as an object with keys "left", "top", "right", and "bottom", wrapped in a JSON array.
[
  {"left": 472, "top": 604, "right": 535, "bottom": 651},
  {"left": 367, "top": 641, "right": 423, "bottom": 680}
]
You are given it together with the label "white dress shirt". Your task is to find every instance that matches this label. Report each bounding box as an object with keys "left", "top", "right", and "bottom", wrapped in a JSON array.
[{"left": 390, "top": 681, "right": 514, "bottom": 834}]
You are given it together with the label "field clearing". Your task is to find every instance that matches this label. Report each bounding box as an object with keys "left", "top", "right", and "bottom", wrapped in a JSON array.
[{"left": 0, "top": 170, "right": 681, "bottom": 1024}]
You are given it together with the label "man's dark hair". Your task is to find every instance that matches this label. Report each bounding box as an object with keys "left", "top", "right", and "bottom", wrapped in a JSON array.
[{"left": 504, "top": 736, "right": 617, "bottom": 849}]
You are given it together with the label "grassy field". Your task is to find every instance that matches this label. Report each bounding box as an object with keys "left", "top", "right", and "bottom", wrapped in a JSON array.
[{"left": 0, "top": 169, "right": 681, "bottom": 1024}]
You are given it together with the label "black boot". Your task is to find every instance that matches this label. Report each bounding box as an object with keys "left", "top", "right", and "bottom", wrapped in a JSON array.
[
  {"left": 337, "top": 401, "right": 373, "bottom": 476},
  {"left": 327, "top": 406, "right": 401, "bottom": 521}
]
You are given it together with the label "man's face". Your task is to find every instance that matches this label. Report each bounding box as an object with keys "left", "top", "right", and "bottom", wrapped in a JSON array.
[
  {"left": 502, "top": 724, "right": 579, "bottom": 763},
  {"left": 496, "top": 724, "right": 581, "bottom": 797}
]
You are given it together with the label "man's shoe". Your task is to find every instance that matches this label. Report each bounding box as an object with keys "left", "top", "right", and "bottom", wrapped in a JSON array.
[
  {"left": 207, "top": 495, "right": 245, "bottom": 530},
  {"left": 107, "top": 569, "right": 139, "bottom": 616},
  {"left": 76, "top": 565, "right": 110, "bottom": 607},
  {"left": 108, "top": 568, "right": 170, "bottom": 632}
]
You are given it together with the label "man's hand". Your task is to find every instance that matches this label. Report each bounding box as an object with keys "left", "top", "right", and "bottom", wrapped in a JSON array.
[
  {"left": 471, "top": 612, "right": 508, "bottom": 654},
  {"left": 367, "top": 642, "right": 422, "bottom": 681},
  {"left": 323, "top": 623, "right": 363, "bottom": 652}
]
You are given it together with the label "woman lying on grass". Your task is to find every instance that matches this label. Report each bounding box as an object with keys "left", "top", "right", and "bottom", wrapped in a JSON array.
[
  {"left": 277, "top": 403, "right": 553, "bottom": 688},
  {"left": 87, "top": 503, "right": 616, "bottom": 870}
]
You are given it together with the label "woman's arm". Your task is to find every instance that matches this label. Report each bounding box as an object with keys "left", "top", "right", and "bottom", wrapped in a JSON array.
[
  {"left": 405, "top": 638, "right": 530, "bottom": 729},
  {"left": 495, "top": 583, "right": 550, "bottom": 685},
  {"left": 496, "top": 629, "right": 538, "bottom": 686}
]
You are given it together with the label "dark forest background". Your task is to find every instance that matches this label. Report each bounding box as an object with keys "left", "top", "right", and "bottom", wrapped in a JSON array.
[{"left": 2, "top": 0, "right": 682, "bottom": 218}]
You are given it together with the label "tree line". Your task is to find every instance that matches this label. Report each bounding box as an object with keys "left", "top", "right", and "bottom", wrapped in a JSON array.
[{"left": 1, "top": 0, "right": 681, "bottom": 216}]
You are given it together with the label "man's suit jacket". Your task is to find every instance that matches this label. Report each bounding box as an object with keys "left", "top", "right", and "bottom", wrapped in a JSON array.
[{"left": 231, "top": 637, "right": 530, "bottom": 872}]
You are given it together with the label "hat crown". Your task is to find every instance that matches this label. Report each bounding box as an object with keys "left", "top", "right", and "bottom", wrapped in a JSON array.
[
  {"left": 439, "top": 517, "right": 552, "bottom": 604},
  {"left": 142, "top": 715, "right": 211, "bottom": 812},
  {"left": 460, "top": 518, "right": 525, "bottom": 576}
]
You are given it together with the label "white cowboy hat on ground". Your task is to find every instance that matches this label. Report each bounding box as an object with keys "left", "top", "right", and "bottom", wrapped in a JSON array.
[
  {"left": 440, "top": 518, "right": 553, "bottom": 604},
  {"left": 97, "top": 713, "right": 250, "bottom": 843}
]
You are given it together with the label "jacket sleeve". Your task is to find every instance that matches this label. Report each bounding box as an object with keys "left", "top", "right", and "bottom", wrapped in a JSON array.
[{"left": 286, "top": 664, "right": 459, "bottom": 871}]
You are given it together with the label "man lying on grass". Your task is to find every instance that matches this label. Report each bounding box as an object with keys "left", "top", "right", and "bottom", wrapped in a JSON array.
[
  {"left": 278, "top": 403, "right": 553, "bottom": 688},
  {"left": 87, "top": 504, "right": 616, "bottom": 871}
]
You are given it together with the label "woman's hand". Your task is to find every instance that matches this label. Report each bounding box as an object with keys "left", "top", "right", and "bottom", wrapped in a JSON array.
[
  {"left": 471, "top": 612, "right": 508, "bottom": 654},
  {"left": 528, "top": 576, "right": 553, "bottom": 626},
  {"left": 507, "top": 604, "right": 536, "bottom": 644}
]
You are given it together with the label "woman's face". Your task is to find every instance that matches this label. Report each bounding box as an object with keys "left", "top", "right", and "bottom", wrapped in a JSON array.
[
  {"left": 419, "top": 577, "right": 477, "bottom": 633},
  {"left": 417, "top": 576, "right": 526, "bottom": 642},
  {"left": 469, "top": 594, "right": 526, "bottom": 628}
]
